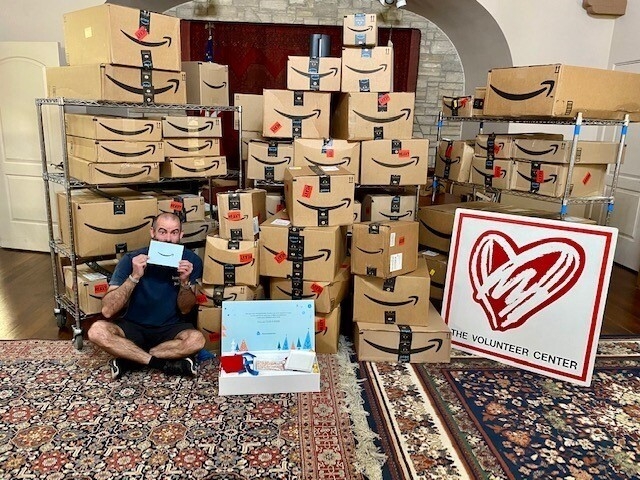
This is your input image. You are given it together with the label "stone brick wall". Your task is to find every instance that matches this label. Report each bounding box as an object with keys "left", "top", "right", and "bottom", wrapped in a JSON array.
[{"left": 167, "top": 0, "right": 465, "bottom": 161}]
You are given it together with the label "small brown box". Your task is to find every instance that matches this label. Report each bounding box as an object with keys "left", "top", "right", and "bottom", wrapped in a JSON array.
[
  {"left": 216, "top": 189, "right": 267, "bottom": 241},
  {"left": 263, "top": 89, "right": 331, "bottom": 139},
  {"left": 343, "top": 13, "right": 377, "bottom": 47},
  {"left": 66, "top": 137, "right": 164, "bottom": 163},
  {"left": 68, "top": 157, "right": 160, "bottom": 185},
  {"left": 434, "top": 140, "right": 475, "bottom": 183},
  {"left": 360, "top": 139, "right": 429, "bottom": 186},
  {"left": 293, "top": 138, "right": 360, "bottom": 183},
  {"left": 315, "top": 306, "right": 342, "bottom": 354},
  {"left": 181, "top": 62, "right": 229, "bottom": 106},
  {"left": 341, "top": 47, "right": 393, "bottom": 93},
  {"left": 64, "top": 114, "right": 162, "bottom": 141},
  {"left": 161, "top": 156, "right": 227, "bottom": 178},
  {"left": 162, "top": 116, "right": 223, "bottom": 138},
  {"left": 202, "top": 236, "right": 260, "bottom": 287},
  {"left": 287, "top": 56, "right": 341, "bottom": 92},
  {"left": 247, "top": 140, "right": 294, "bottom": 181}
]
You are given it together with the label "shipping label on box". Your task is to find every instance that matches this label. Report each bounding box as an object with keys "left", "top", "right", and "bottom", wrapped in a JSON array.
[
  {"left": 203, "top": 236, "right": 260, "bottom": 286},
  {"left": 362, "top": 194, "right": 416, "bottom": 222},
  {"left": 341, "top": 47, "right": 393, "bottom": 93},
  {"left": 284, "top": 165, "right": 355, "bottom": 227},
  {"left": 332, "top": 92, "right": 415, "bottom": 141},
  {"left": 513, "top": 139, "right": 622, "bottom": 164},
  {"left": 217, "top": 189, "right": 267, "bottom": 241},
  {"left": 182, "top": 62, "right": 229, "bottom": 106},
  {"left": 351, "top": 221, "right": 419, "bottom": 279},
  {"left": 287, "top": 56, "right": 341, "bottom": 92},
  {"left": 161, "top": 156, "right": 227, "bottom": 178},
  {"left": 512, "top": 161, "right": 606, "bottom": 197},
  {"left": 315, "top": 306, "right": 341, "bottom": 354},
  {"left": 162, "top": 116, "right": 223, "bottom": 138},
  {"left": 442, "top": 95, "right": 473, "bottom": 117},
  {"left": 354, "top": 302, "right": 451, "bottom": 363},
  {"left": 360, "top": 138, "right": 429, "bottom": 185},
  {"left": 421, "top": 250, "right": 448, "bottom": 301},
  {"left": 63, "top": 4, "right": 182, "bottom": 71},
  {"left": 263, "top": 90, "right": 331, "bottom": 139},
  {"left": 293, "top": 138, "right": 361, "bottom": 183},
  {"left": 63, "top": 259, "right": 119, "bottom": 315},
  {"left": 68, "top": 157, "right": 160, "bottom": 185},
  {"left": 163, "top": 138, "right": 221, "bottom": 157},
  {"left": 247, "top": 140, "right": 294, "bottom": 181},
  {"left": 434, "top": 140, "right": 475, "bottom": 182},
  {"left": 64, "top": 114, "right": 162, "bottom": 141},
  {"left": 234, "top": 94, "right": 264, "bottom": 132},
  {"left": 469, "top": 156, "right": 515, "bottom": 190},
  {"left": 196, "top": 283, "right": 265, "bottom": 308},
  {"left": 67, "top": 137, "right": 164, "bottom": 163},
  {"left": 343, "top": 13, "right": 377, "bottom": 46}
]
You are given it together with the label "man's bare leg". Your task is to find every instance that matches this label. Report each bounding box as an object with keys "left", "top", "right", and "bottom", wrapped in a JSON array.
[
  {"left": 149, "top": 329, "right": 205, "bottom": 359},
  {"left": 87, "top": 320, "right": 151, "bottom": 364}
]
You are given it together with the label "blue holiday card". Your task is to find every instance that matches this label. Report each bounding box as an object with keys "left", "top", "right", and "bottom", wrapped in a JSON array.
[{"left": 221, "top": 300, "right": 315, "bottom": 353}]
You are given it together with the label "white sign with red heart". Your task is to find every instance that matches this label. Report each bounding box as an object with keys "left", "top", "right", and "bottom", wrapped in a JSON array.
[{"left": 442, "top": 209, "right": 617, "bottom": 386}]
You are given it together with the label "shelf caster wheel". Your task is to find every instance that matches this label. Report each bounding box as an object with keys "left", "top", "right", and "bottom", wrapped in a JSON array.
[
  {"left": 54, "top": 308, "right": 67, "bottom": 328},
  {"left": 73, "top": 335, "right": 84, "bottom": 350}
]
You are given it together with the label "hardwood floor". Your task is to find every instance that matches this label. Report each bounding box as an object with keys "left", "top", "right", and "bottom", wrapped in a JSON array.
[{"left": 1, "top": 247, "right": 639, "bottom": 340}]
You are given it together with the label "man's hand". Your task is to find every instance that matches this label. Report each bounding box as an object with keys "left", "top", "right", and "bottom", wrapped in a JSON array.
[
  {"left": 177, "top": 259, "right": 194, "bottom": 284},
  {"left": 130, "top": 254, "right": 148, "bottom": 281}
]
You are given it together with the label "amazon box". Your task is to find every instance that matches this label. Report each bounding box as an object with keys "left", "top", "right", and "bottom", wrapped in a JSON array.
[
  {"left": 46, "top": 64, "right": 187, "bottom": 104},
  {"left": 162, "top": 115, "right": 223, "bottom": 138},
  {"left": 362, "top": 194, "right": 416, "bottom": 222},
  {"left": 266, "top": 193, "right": 286, "bottom": 218},
  {"left": 360, "top": 139, "right": 429, "bottom": 185},
  {"left": 163, "top": 138, "right": 221, "bottom": 157},
  {"left": 197, "top": 306, "right": 222, "bottom": 355},
  {"left": 341, "top": 46, "right": 393, "bottom": 93},
  {"left": 161, "top": 156, "right": 227, "bottom": 178},
  {"left": 469, "top": 156, "right": 515, "bottom": 190},
  {"left": 353, "top": 256, "right": 430, "bottom": 326},
  {"left": 287, "top": 56, "right": 341, "bottom": 92},
  {"left": 475, "top": 133, "right": 563, "bottom": 159},
  {"left": 56, "top": 188, "right": 157, "bottom": 257},
  {"left": 146, "top": 191, "right": 205, "bottom": 221},
  {"left": 240, "top": 131, "right": 264, "bottom": 161},
  {"left": 293, "top": 138, "right": 361, "bottom": 183},
  {"left": 269, "top": 260, "right": 350, "bottom": 313},
  {"left": 182, "top": 61, "right": 229, "bottom": 106},
  {"left": 63, "top": 259, "right": 119, "bottom": 315},
  {"left": 473, "top": 87, "right": 486, "bottom": 116},
  {"left": 442, "top": 95, "right": 473, "bottom": 117},
  {"left": 434, "top": 140, "right": 475, "bottom": 183},
  {"left": 216, "top": 189, "right": 267, "bottom": 241},
  {"left": 259, "top": 210, "right": 346, "bottom": 282},
  {"left": 68, "top": 157, "right": 159, "bottom": 184},
  {"left": 483, "top": 64, "right": 640, "bottom": 121},
  {"left": 284, "top": 165, "right": 355, "bottom": 227},
  {"left": 181, "top": 219, "right": 216, "bottom": 244},
  {"left": 64, "top": 114, "right": 162, "bottom": 141},
  {"left": 354, "top": 302, "right": 451, "bottom": 363},
  {"left": 512, "top": 161, "right": 607, "bottom": 197},
  {"left": 512, "top": 139, "right": 622, "bottom": 164},
  {"left": 262, "top": 89, "right": 331, "bottom": 139},
  {"left": 332, "top": 92, "right": 415, "bottom": 141},
  {"left": 421, "top": 250, "right": 448, "bottom": 301},
  {"left": 315, "top": 306, "right": 341, "bottom": 354},
  {"left": 234, "top": 94, "right": 263, "bottom": 132},
  {"left": 202, "top": 236, "right": 260, "bottom": 286},
  {"left": 196, "top": 283, "right": 265, "bottom": 308},
  {"left": 63, "top": 4, "right": 182, "bottom": 71},
  {"left": 343, "top": 13, "right": 377, "bottom": 47},
  {"left": 66, "top": 137, "right": 164, "bottom": 163},
  {"left": 247, "top": 139, "right": 294, "bottom": 181},
  {"left": 351, "top": 221, "right": 419, "bottom": 279}
]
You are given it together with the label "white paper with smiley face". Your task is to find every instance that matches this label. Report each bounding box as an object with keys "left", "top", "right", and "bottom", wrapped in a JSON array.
[{"left": 147, "top": 240, "right": 184, "bottom": 268}]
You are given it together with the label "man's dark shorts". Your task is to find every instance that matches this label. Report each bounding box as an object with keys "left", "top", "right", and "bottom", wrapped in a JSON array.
[{"left": 115, "top": 320, "right": 195, "bottom": 351}]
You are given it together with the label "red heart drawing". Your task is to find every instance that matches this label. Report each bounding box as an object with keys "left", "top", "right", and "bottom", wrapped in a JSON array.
[{"left": 469, "top": 231, "right": 585, "bottom": 332}]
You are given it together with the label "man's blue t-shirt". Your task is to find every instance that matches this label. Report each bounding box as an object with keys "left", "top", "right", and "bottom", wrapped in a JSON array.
[{"left": 109, "top": 246, "right": 203, "bottom": 327}]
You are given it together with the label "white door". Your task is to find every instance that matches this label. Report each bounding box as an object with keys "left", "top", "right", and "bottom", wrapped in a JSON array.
[{"left": 0, "top": 42, "right": 60, "bottom": 251}]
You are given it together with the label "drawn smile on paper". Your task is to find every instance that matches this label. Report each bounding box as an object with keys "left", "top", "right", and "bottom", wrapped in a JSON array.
[{"left": 469, "top": 231, "right": 585, "bottom": 332}]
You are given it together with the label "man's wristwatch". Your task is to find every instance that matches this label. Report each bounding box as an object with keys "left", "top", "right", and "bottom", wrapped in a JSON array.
[{"left": 128, "top": 275, "right": 139, "bottom": 284}]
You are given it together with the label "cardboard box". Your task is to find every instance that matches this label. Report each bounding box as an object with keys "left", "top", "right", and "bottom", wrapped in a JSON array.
[
  {"left": 362, "top": 194, "right": 416, "bottom": 222},
  {"left": 351, "top": 221, "right": 419, "bottom": 278},
  {"left": 64, "top": 114, "right": 162, "bottom": 141},
  {"left": 197, "top": 306, "right": 222, "bottom": 355},
  {"left": 512, "top": 161, "right": 607, "bottom": 197},
  {"left": 46, "top": 64, "right": 187, "bottom": 104},
  {"left": 241, "top": 131, "right": 264, "bottom": 161},
  {"left": 262, "top": 89, "right": 331, "bottom": 139},
  {"left": 63, "top": 4, "right": 182, "bottom": 71},
  {"left": 353, "top": 256, "right": 430, "bottom": 326},
  {"left": 68, "top": 157, "right": 160, "bottom": 184},
  {"left": 287, "top": 56, "right": 342, "bottom": 92},
  {"left": 259, "top": 210, "right": 346, "bottom": 282},
  {"left": 181, "top": 62, "right": 229, "bottom": 106},
  {"left": 442, "top": 95, "right": 473, "bottom": 117},
  {"left": 216, "top": 189, "right": 267, "bottom": 241},
  {"left": 512, "top": 139, "right": 622, "bottom": 164},
  {"left": 332, "top": 92, "right": 415, "bottom": 140},
  {"left": 473, "top": 87, "right": 486, "bottom": 117},
  {"left": 57, "top": 188, "right": 158, "bottom": 257},
  {"left": 66, "top": 137, "right": 164, "bottom": 163},
  {"left": 202, "top": 236, "right": 260, "bottom": 286},
  {"left": 234, "top": 94, "right": 263, "bottom": 132},
  {"left": 284, "top": 165, "right": 355, "bottom": 227},
  {"left": 315, "top": 306, "right": 341, "bottom": 354},
  {"left": 161, "top": 156, "right": 226, "bottom": 178},
  {"left": 474, "top": 133, "right": 563, "bottom": 159},
  {"left": 341, "top": 47, "right": 393, "bottom": 93},
  {"left": 360, "top": 138, "right": 429, "bottom": 185},
  {"left": 163, "top": 138, "right": 221, "bottom": 157},
  {"left": 343, "top": 13, "right": 377, "bottom": 46},
  {"left": 181, "top": 220, "right": 216, "bottom": 244},
  {"left": 269, "top": 260, "right": 350, "bottom": 313},
  {"left": 196, "top": 283, "right": 265, "bottom": 308},
  {"left": 293, "top": 138, "right": 361, "bottom": 183},
  {"left": 421, "top": 250, "right": 448, "bottom": 301},
  {"left": 162, "top": 115, "right": 223, "bottom": 138},
  {"left": 354, "top": 302, "right": 451, "bottom": 363},
  {"left": 483, "top": 64, "right": 640, "bottom": 120},
  {"left": 469, "top": 156, "right": 516, "bottom": 190},
  {"left": 150, "top": 192, "right": 205, "bottom": 221},
  {"left": 219, "top": 300, "right": 320, "bottom": 396},
  {"left": 63, "top": 259, "right": 119, "bottom": 315},
  {"left": 266, "top": 192, "right": 286, "bottom": 217},
  {"left": 434, "top": 140, "right": 475, "bottom": 182},
  {"left": 247, "top": 139, "right": 294, "bottom": 181}
]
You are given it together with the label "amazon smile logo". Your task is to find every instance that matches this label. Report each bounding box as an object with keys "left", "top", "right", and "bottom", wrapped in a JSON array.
[
  {"left": 517, "top": 171, "right": 558, "bottom": 184},
  {"left": 120, "top": 31, "right": 173, "bottom": 47},
  {"left": 84, "top": 217, "right": 153, "bottom": 235},
  {"left": 166, "top": 140, "right": 215, "bottom": 152},
  {"left": 262, "top": 245, "right": 332, "bottom": 262},
  {"left": 203, "top": 80, "right": 227, "bottom": 90},
  {"left": 98, "top": 122, "right": 156, "bottom": 137},
  {"left": 251, "top": 155, "right": 291, "bottom": 166},
  {"left": 274, "top": 109, "right": 322, "bottom": 121},
  {"left": 205, "top": 292, "right": 237, "bottom": 302},
  {"left": 94, "top": 165, "right": 152, "bottom": 178},
  {"left": 438, "top": 155, "right": 460, "bottom": 166},
  {"left": 174, "top": 162, "right": 220, "bottom": 173},
  {"left": 167, "top": 121, "right": 216, "bottom": 133},
  {"left": 379, "top": 210, "right": 413, "bottom": 220},
  {"left": 276, "top": 286, "right": 317, "bottom": 299},
  {"left": 100, "top": 144, "right": 157, "bottom": 158},
  {"left": 356, "top": 247, "right": 383, "bottom": 255},
  {"left": 208, "top": 256, "right": 255, "bottom": 268},
  {"left": 372, "top": 156, "right": 419, "bottom": 169},
  {"left": 106, "top": 75, "right": 180, "bottom": 95},
  {"left": 183, "top": 225, "right": 210, "bottom": 239},
  {"left": 346, "top": 64, "right": 387, "bottom": 75},
  {"left": 418, "top": 219, "right": 451, "bottom": 240},
  {"left": 364, "top": 338, "right": 443, "bottom": 356},
  {"left": 304, "top": 156, "right": 351, "bottom": 167},
  {"left": 353, "top": 108, "right": 411, "bottom": 124},
  {"left": 363, "top": 293, "right": 419, "bottom": 307},
  {"left": 490, "top": 80, "right": 555, "bottom": 101},
  {"left": 296, "top": 198, "right": 352, "bottom": 212},
  {"left": 477, "top": 141, "right": 505, "bottom": 154},
  {"left": 224, "top": 214, "right": 248, "bottom": 222},
  {"left": 160, "top": 206, "right": 198, "bottom": 216},
  {"left": 291, "top": 67, "right": 339, "bottom": 79},
  {"left": 514, "top": 143, "right": 560, "bottom": 156},
  {"left": 346, "top": 25, "right": 373, "bottom": 33},
  {"left": 473, "top": 166, "right": 507, "bottom": 179}
]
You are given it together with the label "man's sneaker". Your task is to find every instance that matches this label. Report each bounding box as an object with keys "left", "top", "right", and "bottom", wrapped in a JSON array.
[
  {"left": 109, "top": 358, "right": 124, "bottom": 379},
  {"left": 163, "top": 357, "right": 197, "bottom": 377}
]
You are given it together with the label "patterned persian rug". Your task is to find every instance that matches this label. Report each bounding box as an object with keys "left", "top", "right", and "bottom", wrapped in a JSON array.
[
  {"left": 0, "top": 339, "right": 385, "bottom": 480},
  {"left": 359, "top": 338, "right": 640, "bottom": 480}
]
